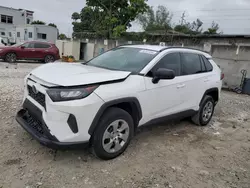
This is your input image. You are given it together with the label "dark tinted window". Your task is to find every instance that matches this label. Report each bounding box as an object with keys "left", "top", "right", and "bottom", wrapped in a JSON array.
[
  {"left": 17, "top": 32, "right": 20, "bottom": 37},
  {"left": 150, "top": 53, "right": 181, "bottom": 77},
  {"left": 34, "top": 43, "right": 51, "bottom": 48},
  {"left": 181, "top": 53, "right": 202, "bottom": 75},
  {"left": 201, "top": 55, "right": 213, "bottom": 72},
  {"left": 200, "top": 56, "right": 206, "bottom": 72},
  {"left": 28, "top": 32, "right": 32, "bottom": 38}
]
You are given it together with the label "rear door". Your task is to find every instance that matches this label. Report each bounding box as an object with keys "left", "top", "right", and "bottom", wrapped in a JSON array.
[
  {"left": 179, "top": 52, "right": 211, "bottom": 110},
  {"left": 34, "top": 43, "right": 51, "bottom": 59}
]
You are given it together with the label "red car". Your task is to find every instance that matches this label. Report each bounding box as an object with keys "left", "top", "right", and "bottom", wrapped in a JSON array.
[{"left": 0, "top": 41, "right": 60, "bottom": 63}]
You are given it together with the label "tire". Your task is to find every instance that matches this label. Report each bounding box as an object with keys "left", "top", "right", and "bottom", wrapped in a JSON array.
[
  {"left": 5, "top": 53, "right": 17, "bottom": 63},
  {"left": 44, "top": 55, "right": 55, "bottom": 63},
  {"left": 192, "top": 95, "right": 215, "bottom": 126},
  {"left": 92, "top": 107, "right": 134, "bottom": 160}
]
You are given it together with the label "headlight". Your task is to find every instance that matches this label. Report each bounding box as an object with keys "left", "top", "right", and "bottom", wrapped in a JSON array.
[{"left": 46, "top": 85, "right": 98, "bottom": 102}]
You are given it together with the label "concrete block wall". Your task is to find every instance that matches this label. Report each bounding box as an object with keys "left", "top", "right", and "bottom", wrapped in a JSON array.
[{"left": 212, "top": 45, "right": 250, "bottom": 88}]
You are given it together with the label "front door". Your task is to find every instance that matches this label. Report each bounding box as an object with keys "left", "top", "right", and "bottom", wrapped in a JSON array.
[
  {"left": 139, "top": 52, "right": 187, "bottom": 124},
  {"left": 17, "top": 42, "right": 36, "bottom": 59}
]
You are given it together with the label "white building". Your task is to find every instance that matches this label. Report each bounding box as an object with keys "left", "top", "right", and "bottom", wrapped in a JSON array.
[
  {"left": 16, "top": 25, "right": 58, "bottom": 44},
  {"left": 0, "top": 6, "right": 58, "bottom": 44}
]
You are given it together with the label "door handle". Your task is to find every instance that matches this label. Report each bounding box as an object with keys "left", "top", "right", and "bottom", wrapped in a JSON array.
[
  {"left": 204, "top": 78, "right": 209, "bottom": 82},
  {"left": 31, "top": 50, "right": 35, "bottom": 52},
  {"left": 177, "top": 84, "right": 185, "bottom": 89}
]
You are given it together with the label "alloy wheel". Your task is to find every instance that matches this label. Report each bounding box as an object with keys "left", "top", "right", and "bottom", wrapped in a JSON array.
[{"left": 102, "top": 119, "right": 130, "bottom": 153}]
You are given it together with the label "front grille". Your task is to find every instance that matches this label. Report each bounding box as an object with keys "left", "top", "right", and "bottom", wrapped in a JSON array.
[
  {"left": 25, "top": 113, "right": 45, "bottom": 135},
  {"left": 28, "top": 85, "right": 46, "bottom": 109}
]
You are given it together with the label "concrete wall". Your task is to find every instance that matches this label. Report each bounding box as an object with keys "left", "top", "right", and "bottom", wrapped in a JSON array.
[
  {"left": 34, "top": 25, "right": 58, "bottom": 43},
  {"left": 56, "top": 40, "right": 81, "bottom": 61},
  {"left": 211, "top": 45, "right": 250, "bottom": 88}
]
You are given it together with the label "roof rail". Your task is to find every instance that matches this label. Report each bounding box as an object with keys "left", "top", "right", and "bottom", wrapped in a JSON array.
[{"left": 159, "top": 46, "right": 209, "bottom": 54}]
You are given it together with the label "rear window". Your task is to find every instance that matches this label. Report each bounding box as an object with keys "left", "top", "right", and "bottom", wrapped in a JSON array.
[
  {"left": 34, "top": 43, "right": 51, "bottom": 48},
  {"left": 201, "top": 55, "right": 213, "bottom": 72}
]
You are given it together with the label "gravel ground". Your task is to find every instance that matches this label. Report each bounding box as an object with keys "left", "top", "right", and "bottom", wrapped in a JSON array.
[{"left": 0, "top": 62, "right": 250, "bottom": 188}]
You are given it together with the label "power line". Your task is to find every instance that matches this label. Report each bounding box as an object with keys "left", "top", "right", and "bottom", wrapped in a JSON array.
[{"left": 171, "top": 8, "right": 250, "bottom": 13}]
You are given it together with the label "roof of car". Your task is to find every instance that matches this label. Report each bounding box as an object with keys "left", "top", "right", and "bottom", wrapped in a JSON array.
[
  {"left": 121, "top": 45, "right": 211, "bottom": 58},
  {"left": 122, "top": 45, "right": 166, "bottom": 51},
  {"left": 26, "top": 40, "right": 54, "bottom": 44}
]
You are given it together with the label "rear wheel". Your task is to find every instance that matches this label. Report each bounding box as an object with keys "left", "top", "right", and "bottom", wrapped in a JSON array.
[
  {"left": 5, "top": 53, "right": 17, "bottom": 63},
  {"left": 92, "top": 107, "right": 134, "bottom": 160},
  {"left": 192, "top": 95, "right": 215, "bottom": 126},
  {"left": 44, "top": 55, "right": 55, "bottom": 63}
]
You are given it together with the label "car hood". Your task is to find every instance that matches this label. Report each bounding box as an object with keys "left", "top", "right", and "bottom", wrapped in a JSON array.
[{"left": 29, "top": 62, "right": 131, "bottom": 87}]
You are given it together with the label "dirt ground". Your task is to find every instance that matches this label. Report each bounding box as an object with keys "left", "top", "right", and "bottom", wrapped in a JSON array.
[{"left": 0, "top": 62, "right": 249, "bottom": 188}]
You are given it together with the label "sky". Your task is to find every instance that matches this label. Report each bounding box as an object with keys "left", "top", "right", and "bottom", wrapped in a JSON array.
[{"left": 1, "top": 0, "right": 250, "bottom": 36}]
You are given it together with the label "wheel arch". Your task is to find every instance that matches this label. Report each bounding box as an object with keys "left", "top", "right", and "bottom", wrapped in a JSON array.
[
  {"left": 200, "top": 88, "right": 219, "bottom": 106},
  {"left": 88, "top": 97, "right": 142, "bottom": 136}
]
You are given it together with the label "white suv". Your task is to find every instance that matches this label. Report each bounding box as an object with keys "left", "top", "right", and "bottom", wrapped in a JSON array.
[{"left": 16, "top": 45, "right": 222, "bottom": 160}]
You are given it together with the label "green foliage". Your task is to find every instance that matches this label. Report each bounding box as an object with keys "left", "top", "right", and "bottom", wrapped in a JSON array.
[
  {"left": 174, "top": 19, "right": 203, "bottom": 35},
  {"left": 72, "top": 0, "right": 149, "bottom": 38},
  {"left": 48, "top": 23, "right": 57, "bottom": 28},
  {"left": 31, "top": 20, "right": 46, "bottom": 25},
  {"left": 138, "top": 6, "right": 172, "bottom": 32},
  {"left": 71, "top": 12, "right": 80, "bottom": 21},
  {"left": 58, "top": 33, "right": 67, "bottom": 40},
  {"left": 203, "top": 21, "right": 219, "bottom": 34}
]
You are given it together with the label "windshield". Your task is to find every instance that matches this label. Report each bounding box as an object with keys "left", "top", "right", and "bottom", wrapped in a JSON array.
[
  {"left": 87, "top": 47, "right": 158, "bottom": 73},
  {"left": 11, "top": 43, "right": 23, "bottom": 47}
]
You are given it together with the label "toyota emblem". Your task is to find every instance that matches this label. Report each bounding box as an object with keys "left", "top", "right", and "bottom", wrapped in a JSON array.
[{"left": 32, "top": 85, "right": 38, "bottom": 94}]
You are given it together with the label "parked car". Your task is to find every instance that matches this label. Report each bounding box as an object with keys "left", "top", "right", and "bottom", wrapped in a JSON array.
[
  {"left": 0, "top": 41, "right": 60, "bottom": 63},
  {"left": 16, "top": 45, "right": 222, "bottom": 160}
]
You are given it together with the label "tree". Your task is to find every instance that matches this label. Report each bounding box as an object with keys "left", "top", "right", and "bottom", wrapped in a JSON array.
[
  {"left": 58, "top": 33, "right": 67, "bottom": 40},
  {"left": 72, "top": 12, "right": 80, "bottom": 21},
  {"left": 203, "top": 21, "right": 220, "bottom": 34},
  {"left": 138, "top": 6, "right": 172, "bottom": 32},
  {"left": 72, "top": 0, "right": 149, "bottom": 38},
  {"left": 48, "top": 23, "right": 57, "bottom": 28},
  {"left": 31, "top": 20, "right": 46, "bottom": 25}
]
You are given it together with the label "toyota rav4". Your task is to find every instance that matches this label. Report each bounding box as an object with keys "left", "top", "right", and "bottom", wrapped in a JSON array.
[{"left": 16, "top": 45, "right": 222, "bottom": 160}]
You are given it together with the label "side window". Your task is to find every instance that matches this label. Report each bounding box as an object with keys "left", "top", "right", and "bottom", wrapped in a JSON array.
[
  {"left": 181, "top": 53, "right": 202, "bottom": 75},
  {"left": 21, "top": 43, "right": 34, "bottom": 48},
  {"left": 148, "top": 53, "right": 181, "bottom": 77},
  {"left": 34, "top": 43, "right": 51, "bottom": 48},
  {"left": 200, "top": 55, "right": 206, "bottom": 72},
  {"left": 201, "top": 55, "right": 213, "bottom": 72}
]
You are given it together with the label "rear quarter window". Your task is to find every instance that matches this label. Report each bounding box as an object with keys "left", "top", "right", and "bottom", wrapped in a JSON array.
[{"left": 201, "top": 55, "right": 213, "bottom": 72}]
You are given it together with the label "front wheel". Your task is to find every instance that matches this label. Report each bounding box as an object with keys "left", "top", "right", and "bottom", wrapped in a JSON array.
[
  {"left": 92, "top": 107, "right": 134, "bottom": 160},
  {"left": 192, "top": 95, "right": 215, "bottom": 126},
  {"left": 44, "top": 55, "right": 55, "bottom": 63},
  {"left": 5, "top": 53, "right": 17, "bottom": 63}
]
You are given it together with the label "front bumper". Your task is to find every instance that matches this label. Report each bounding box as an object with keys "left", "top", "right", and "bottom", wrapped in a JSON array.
[{"left": 16, "top": 99, "right": 89, "bottom": 150}]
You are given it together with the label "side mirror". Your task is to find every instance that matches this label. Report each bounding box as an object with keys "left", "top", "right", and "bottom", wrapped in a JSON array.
[
  {"left": 152, "top": 68, "right": 175, "bottom": 84},
  {"left": 21, "top": 46, "right": 25, "bottom": 49}
]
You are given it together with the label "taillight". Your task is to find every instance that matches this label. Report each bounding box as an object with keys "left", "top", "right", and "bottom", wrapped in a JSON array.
[{"left": 221, "top": 73, "right": 224, "bottom": 80}]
